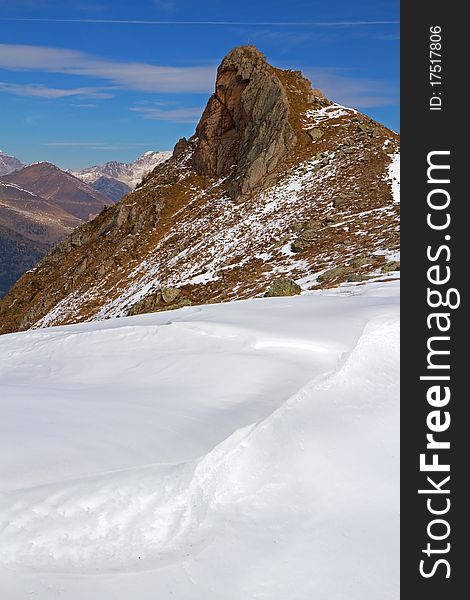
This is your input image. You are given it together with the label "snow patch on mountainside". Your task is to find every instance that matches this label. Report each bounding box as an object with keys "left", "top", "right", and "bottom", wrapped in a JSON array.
[
  {"left": 0, "top": 181, "right": 37, "bottom": 196},
  {"left": 387, "top": 152, "right": 400, "bottom": 203},
  {"left": 304, "top": 102, "right": 358, "bottom": 127}
]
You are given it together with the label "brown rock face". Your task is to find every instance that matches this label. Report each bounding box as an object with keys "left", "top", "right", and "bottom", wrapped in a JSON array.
[
  {"left": 193, "top": 46, "right": 297, "bottom": 196},
  {"left": 172, "top": 137, "right": 189, "bottom": 158}
]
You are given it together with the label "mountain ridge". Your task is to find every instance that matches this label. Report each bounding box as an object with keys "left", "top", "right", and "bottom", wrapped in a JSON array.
[
  {"left": 72, "top": 151, "right": 172, "bottom": 201},
  {"left": 0, "top": 163, "right": 113, "bottom": 296},
  {"left": 2, "top": 162, "right": 112, "bottom": 221},
  {"left": 0, "top": 46, "right": 400, "bottom": 334}
]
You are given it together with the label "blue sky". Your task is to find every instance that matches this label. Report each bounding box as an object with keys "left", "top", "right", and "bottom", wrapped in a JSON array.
[{"left": 0, "top": 1, "right": 399, "bottom": 170}]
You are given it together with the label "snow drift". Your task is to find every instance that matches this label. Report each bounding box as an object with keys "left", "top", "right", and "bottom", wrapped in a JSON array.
[{"left": 0, "top": 281, "right": 399, "bottom": 599}]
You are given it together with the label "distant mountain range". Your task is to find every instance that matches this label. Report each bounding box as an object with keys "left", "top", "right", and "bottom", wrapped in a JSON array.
[
  {"left": 0, "top": 150, "right": 24, "bottom": 177},
  {"left": 0, "top": 151, "right": 171, "bottom": 296},
  {"left": 71, "top": 151, "right": 171, "bottom": 201}
]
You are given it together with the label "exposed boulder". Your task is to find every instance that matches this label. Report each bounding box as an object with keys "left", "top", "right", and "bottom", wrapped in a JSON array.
[
  {"left": 291, "top": 238, "right": 311, "bottom": 253},
  {"left": 128, "top": 287, "right": 191, "bottom": 316},
  {"left": 290, "top": 219, "right": 324, "bottom": 252},
  {"left": 348, "top": 256, "right": 371, "bottom": 268},
  {"left": 307, "top": 127, "right": 323, "bottom": 141},
  {"left": 317, "top": 266, "right": 352, "bottom": 284},
  {"left": 264, "top": 277, "right": 301, "bottom": 297},
  {"left": 381, "top": 260, "right": 400, "bottom": 273},
  {"left": 161, "top": 287, "right": 181, "bottom": 303}
]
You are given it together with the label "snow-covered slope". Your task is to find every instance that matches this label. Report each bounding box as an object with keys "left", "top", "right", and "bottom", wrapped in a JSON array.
[
  {"left": 0, "top": 150, "right": 24, "bottom": 177},
  {"left": 0, "top": 281, "right": 399, "bottom": 599},
  {"left": 74, "top": 150, "right": 172, "bottom": 190}
]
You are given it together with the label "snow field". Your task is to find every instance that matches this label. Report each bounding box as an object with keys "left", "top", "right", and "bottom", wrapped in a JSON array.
[{"left": 0, "top": 281, "right": 399, "bottom": 599}]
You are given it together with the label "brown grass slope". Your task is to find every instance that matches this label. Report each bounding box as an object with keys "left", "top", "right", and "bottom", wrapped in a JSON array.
[
  {"left": 0, "top": 183, "right": 84, "bottom": 297},
  {"left": 0, "top": 183, "right": 82, "bottom": 243},
  {"left": 1, "top": 163, "right": 113, "bottom": 221}
]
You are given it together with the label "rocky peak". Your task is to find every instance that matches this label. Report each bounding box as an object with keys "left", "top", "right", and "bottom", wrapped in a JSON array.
[
  {"left": 192, "top": 45, "right": 297, "bottom": 196},
  {"left": 172, "top": 137, "right": 189, "bottom": 158}
]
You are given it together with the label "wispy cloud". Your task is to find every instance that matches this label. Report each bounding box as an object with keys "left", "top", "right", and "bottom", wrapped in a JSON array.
[
  {"left": 305, "top": 69, "right": 399, "bottom": 108},
  {"left": 235, "top": 28, "right": 312, "bottom": 46},
  {"left": 0, "top": 17, "right": 399, "bottom": 26},
  {"left": 0, "top": 81, "right": 113, "bottom": 99},
  {"left": 0, "top": 0, "right": 105, "bottom": 9},
  {"left": 0, "top": 43, "right": 216, "bottom": 93},
  {"left": 0, "top": 0, "right": 51, "bottom": 5},
  {"left": 44, "top": 141, "right": 151, "bottom": 150},
  {"left": 130, "top": 105, "right": 203, "bottom": 123},
  {"left": 152, "top": 0, "right": 177, "bottom": 13},
  {"left": 70, "top": 102, "right": 98, "bottom": 108},
  {"left": 44, "top": 142, "right": 106, "bottom": 147}
]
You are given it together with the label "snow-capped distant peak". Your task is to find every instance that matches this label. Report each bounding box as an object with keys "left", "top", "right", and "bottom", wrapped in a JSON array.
[
  {"left": 0, "top": 150, "right": 25, "bottom": 177},
  {"left": 73, "top": 151, "right": 172, "bottom": 190}
]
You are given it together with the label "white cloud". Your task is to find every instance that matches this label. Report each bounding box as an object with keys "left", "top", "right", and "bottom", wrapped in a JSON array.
[
  {"left": 0, "top": 44, "right": 398, "bottom": 109},
  {"left": 0, "top": 81, "right": 112, "bottom": 99},
  {"left": 236, "top": 29, "right": 312, "bottom": 45},
  {"left": 0, "top": 44, "right": 398, "bottom": 111},
  {"left": 152, "top": 0, "right": 177, "bottom": 12},
  {"left": 304, "top": 69, "right": 398, "bottom": 108},
  {"left": 130, "top": 105, "right": 203, "bottom": 123},
  {"left": 70, "top": 103, "right": 98, "bottom": 108},
  {"left": 0, "top": 44, "right": 216, "bottom": 93},
  {"left": 0, "top": 17, "right": 399, "bottom": 26},
  {"left": 44, "top": 141, "right": 152, "bottom": 150},
  {"left": 44, "top": 142, "right": 106, "bottom": 147}
]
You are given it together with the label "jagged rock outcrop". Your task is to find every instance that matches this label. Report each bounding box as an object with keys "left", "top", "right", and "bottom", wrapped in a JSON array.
[
  {"left": 193, "top": 46, "right": 297, "bottom": 196},
  {"left": 0, "top": 46, "right": 400, "bottom": 334},
  {"left": 173, "top": 138, "right": 189, "bottom": 158},
  {"left": 128, "top": 287, "right": 191, "bottom": 316}
]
